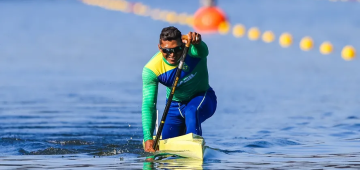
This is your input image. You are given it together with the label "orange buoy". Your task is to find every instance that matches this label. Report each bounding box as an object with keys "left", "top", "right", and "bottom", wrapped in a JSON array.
[{"left": 193, "top": 6, "right": 227, "bottom": 33}]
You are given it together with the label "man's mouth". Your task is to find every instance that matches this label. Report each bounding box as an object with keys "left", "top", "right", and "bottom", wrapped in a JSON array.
[{"left": 168, "top": 56, "right": 177, "bottom": 61}]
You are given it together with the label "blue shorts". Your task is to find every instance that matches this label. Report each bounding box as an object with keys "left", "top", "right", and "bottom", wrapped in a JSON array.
[{"left": 162, "top": 87, "right": 217, "bottom": 140}]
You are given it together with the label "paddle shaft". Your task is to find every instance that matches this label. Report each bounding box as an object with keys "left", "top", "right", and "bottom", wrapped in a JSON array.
[{"left": 153, "top": 35, "right": 191, "bottom": 150}]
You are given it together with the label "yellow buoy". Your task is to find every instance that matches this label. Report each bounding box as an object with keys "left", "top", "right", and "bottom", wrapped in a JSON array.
[
  {"left": 319, "top": 41, "right": 333, "bottom": 55},
  {"left": 82, "top": 0, "right": 96, "bottom": 6},
  {"left": 143, "top": 6, "right": 151, "bottom": 16},
  {"left": 166, "top": 12, "right": 178, "bottom": 23},
  {"left": 159, "top": 10, "right": 169, "bottom": 21},
  {"left": 103, "top": 1, "right": 116, "bottom": 10},
  {"left": 262, "top": 31, "right": 275, "bottom": 43},
  {"left": 232, "top": 24, "right": 246, "bottom": 38},
  {"left": 248, "top": 27, "right": 260, "bottom": 41},
  {"left": 151, "top": 9, "right": 161, "bottom": 20},
  {"left": 116, "top": 1, "right": 126, "bottom": 11},
  {"left": 341, "top": 45, "right": 356, "bottom": 61},
  {"left": 133, "top": 3, "right": 142, "bottom": 14},
  {"left": 279, "top": 33, "right": 293, "bottom": 48},
  {"left": 141, "top": 5, "right": 149, "bottom": 16},
  {"left": 218, "top": 21, "right": 230, "bottom": 35},
  {"left": 121, "top": 1, "right": 131, "bottom": 13},
  {"left": 300, "top": 36, "right": 314, "bottom": 51},
  {"left": 96, "top": 0, "right": 109, "bottom": 7},
  {"left": 178, "top": 13, "right": 188, "bottom": 25},
  {"left": 133, "top": 3, "right": 148, "bottom": 16},
  {"left": 186, "top": 15, "right": 194, "bottom": 27}
]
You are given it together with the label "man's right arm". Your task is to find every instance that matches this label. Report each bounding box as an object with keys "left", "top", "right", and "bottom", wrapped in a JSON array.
[{"left": 142, "top": 67, "right": 159, "bottom": 142}]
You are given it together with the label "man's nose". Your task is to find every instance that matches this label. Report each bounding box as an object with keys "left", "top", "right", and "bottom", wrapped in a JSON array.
[{"left": 167, "top": 52, "right": 174, "bottom": 57}]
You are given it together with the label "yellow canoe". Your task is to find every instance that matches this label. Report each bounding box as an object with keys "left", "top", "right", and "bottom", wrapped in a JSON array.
[{"left": 144, "top": 133, "right": 205, "bottom": 160}]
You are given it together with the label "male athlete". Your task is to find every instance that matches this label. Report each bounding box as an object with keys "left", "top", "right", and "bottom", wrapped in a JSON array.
[{"left": 142, "top": 26, "right": 217, "bottom": 152}]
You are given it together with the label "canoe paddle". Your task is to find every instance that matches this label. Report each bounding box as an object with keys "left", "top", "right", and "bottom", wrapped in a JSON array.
[{"left": 153, "top": 35, "right": 191, "bottom": 150}]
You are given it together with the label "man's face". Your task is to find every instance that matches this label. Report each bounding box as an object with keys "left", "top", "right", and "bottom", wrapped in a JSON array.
[{"left": 158, "top": 39, "right": 183, "bottom": 65}]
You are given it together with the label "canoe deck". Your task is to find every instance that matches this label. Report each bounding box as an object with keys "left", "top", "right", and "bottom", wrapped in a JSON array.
[{"left": 144, "top": 133, "right": 205, "bottom": 160}]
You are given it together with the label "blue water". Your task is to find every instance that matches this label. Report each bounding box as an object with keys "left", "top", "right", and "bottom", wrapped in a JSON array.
[{"left": 1, "top": 0, "right": 360, "bottom": 169}]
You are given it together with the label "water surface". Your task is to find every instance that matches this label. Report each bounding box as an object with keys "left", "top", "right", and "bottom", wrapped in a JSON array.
[{"left": 0, "top": 0, "right": 360, "bottom": 169}]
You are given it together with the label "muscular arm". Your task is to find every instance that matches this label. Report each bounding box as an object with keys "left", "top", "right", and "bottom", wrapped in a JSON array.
[
  {"left": 188, "top": 41, "right": 209, "bottom": 58},
  {"left": 142, "top": 67, "right": 159, "bottom": 142}
]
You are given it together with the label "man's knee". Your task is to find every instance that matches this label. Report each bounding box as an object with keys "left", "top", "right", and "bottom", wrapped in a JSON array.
[{"left": 185, "top": 104, "right": 198, "bottom": 114}]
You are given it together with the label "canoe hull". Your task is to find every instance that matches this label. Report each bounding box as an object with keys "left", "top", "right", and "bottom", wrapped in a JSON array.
[{"left": 144, "top": 133, "right": 205, "bottom": 160}]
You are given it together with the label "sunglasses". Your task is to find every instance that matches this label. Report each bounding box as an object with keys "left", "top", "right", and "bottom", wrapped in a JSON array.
[{"left": 159, "top": 44, "right": 184, "bottom": 54}]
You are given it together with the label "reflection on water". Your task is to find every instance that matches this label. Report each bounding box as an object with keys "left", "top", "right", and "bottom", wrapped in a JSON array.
[{"left": 143, "top": 157, "right": 204, "bottom": 170}]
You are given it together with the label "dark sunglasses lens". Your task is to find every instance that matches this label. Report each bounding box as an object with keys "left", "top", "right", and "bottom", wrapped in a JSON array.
[
  {"left": 162, "top": 49, "right": 172, "bottom": 54},
  {"left": 174, "top": 46, "right": 183, "bottom": 53}
]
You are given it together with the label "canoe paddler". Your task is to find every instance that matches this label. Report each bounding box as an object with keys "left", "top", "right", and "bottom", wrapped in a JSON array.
[{"left": 142, "top": 26, "right": 217, "bottom": 152}]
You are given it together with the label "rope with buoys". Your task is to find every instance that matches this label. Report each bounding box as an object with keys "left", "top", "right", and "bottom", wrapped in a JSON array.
[{"left": 80, "top": 0, "right": 357, "bottom": 61}]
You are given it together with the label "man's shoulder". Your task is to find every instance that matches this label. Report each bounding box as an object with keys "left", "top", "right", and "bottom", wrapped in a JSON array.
[
  {"left": 144, "top": 51, "right": 176, "bottom": 77},
  {"left": 144, "top": 52, "right": 163, "bottom": 69}
]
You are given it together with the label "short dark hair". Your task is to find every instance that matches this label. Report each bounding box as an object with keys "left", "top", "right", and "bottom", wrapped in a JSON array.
[{"left": 159, "top": 26, "right": 182, "bottom": 44}]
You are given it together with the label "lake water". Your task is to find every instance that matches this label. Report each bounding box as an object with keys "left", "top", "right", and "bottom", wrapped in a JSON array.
[{"left": 0, "top": 0, "right": 360, "bottom": 169}]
